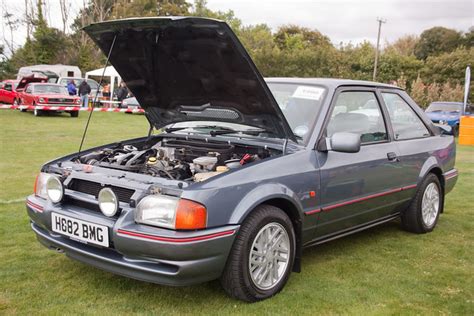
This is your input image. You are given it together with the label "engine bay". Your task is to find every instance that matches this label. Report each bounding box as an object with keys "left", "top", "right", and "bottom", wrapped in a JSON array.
[{"left": 73, "top": 137, "right": 280, "bottom": 182}]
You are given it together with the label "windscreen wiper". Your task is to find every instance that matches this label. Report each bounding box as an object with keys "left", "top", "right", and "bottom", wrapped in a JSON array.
[
  {"left": 209, "top": 129, "right": 267, "bottom": 137},
  {"left": 165, "top": 126, "right": 188, "bottom": 133}
]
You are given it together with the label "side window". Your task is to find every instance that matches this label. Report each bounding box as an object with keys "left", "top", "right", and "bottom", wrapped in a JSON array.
[
  {"left": 327, "top": 91, "right": 388, "bottom": 143},
  {"left": 382, "top": 93, "right": 430, "bottom": 140},
  {"left": 4, "top": 83, "right": 12, "bottom": 91}
]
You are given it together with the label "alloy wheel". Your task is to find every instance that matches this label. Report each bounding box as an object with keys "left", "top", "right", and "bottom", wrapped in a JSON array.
[
  {"left": 421, "top": 182, "right": 440, "bottom": 227},
  {"left": 249, "top": 222, "right": 290, "bottom": 290}
]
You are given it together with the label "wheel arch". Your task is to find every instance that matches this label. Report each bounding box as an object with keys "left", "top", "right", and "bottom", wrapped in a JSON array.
[
  {"left": 419, "top": 160, "right": 445, "bottom": 213},
  {"left": 230, "top": 184, "right": 304, "bottom": 273}
]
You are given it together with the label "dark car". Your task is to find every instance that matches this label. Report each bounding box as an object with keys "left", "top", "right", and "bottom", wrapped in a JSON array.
[
  {"left": 26, "top": 17, "right": 458, "bottom": 302},
  {"left": 425, "top": 102, "right": 467, "bottom": 136}
]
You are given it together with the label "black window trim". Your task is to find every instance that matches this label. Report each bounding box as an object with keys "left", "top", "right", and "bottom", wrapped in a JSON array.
[
  {"left": 378, "top": 90, "right": 433, "bottom": 141},
  {"left": 316, "top": 86, "right": 391, "bottom": 149}
]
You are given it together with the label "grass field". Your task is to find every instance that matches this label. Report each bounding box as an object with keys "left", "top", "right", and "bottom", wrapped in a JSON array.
[{"left": 0, "top": 109, "right": 473, "bottom": 315}]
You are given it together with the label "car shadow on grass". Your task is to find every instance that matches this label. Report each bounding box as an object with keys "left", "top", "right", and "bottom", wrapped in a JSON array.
[{"left": 57, "top": 219, "right": 406, "bottom": 306}]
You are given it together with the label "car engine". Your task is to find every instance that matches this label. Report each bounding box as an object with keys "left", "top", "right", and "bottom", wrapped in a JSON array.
[{"left": 74, "top": 137, "right": 277, "bottom": 182}]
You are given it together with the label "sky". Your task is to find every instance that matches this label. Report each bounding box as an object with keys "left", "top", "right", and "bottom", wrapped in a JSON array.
[{"left": 1, "top": 0, "right": 473, "bottom": 55}]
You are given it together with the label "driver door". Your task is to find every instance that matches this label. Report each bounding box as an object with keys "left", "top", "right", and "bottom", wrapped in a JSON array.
[{"left": 314, "top": 88, "right": 405, "bottom": 238}]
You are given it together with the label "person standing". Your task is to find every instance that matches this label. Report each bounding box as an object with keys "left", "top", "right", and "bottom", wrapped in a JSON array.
[
  {"left": 78, "top": 80, "right": 91, "bottom": 108},
  {"left": 116, "top": 82, "right": 129, "bottom": 107},
  {"left": 67, "top": 80, "right": 77, "bottom": 96}
]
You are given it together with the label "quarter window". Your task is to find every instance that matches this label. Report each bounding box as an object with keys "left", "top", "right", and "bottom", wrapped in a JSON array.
[
  {"left": 382, "top": 93, "right": 430, "bottom": 140},
  {"left": 326, "top": 91, "right": 388, "bottom": 143}
]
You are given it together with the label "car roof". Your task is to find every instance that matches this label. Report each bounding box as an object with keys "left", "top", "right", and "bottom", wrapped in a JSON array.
[{"left": 265, "top": 77, "right": 402, "bottom": 90}]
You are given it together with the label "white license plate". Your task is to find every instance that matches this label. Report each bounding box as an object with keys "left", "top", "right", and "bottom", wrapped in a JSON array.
[{"left": 51, "top": 213, "right": 109, "bottom": 247}]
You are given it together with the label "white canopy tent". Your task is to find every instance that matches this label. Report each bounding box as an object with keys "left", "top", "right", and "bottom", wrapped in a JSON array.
[{"left": 85, "top": 66, "right": 122, "bottom": 100}]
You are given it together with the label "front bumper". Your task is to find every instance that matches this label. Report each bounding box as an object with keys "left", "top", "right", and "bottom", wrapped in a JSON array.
[{"left": 26, "top": 195, "right": 238, "bottom": 286}]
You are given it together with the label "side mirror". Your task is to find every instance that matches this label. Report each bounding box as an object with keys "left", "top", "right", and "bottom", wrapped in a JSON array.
[
  {"left": 331, "top": 132, "right": 361, "bottom": 153},
  {"left": 318, "top": 132, "right": 361, "bottom": 153},
  {"left": 434, "top": 123, "right": 453, "bottom": 136}
]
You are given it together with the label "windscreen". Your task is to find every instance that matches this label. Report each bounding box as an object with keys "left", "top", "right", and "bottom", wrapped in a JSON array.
[
  {"left": 33, "top": 85, "right": 69, "bottom": 95},
  {"left": 267, "top": 83, "right": 326, "bottom": 142}
]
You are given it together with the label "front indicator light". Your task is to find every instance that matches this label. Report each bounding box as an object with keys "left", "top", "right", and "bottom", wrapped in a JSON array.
[
  {"left": 46, "top": 176, "right": 64, "bottom": 203},
  {"left": 175, "top": 199, "right": 207, "bottom": 230},
  {"left": 98, "top": 187, "right": 119, "bottom": 217}
]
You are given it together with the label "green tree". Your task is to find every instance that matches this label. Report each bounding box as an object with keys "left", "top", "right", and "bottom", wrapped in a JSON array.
[
  {"left": 111, "top": 0, "right": 189, "bottom": 19},
  {"left": 414, "top": 27, "right": 462, "bottom": 60},
  {"left": 385, "top": 35, "right": 419, "bottom": 56},
  {"left": 422, "top": 47, "right": 474, "bottom": 83},
  {"left": 274, "top": 25, "right": 332, "bottom": 50}
]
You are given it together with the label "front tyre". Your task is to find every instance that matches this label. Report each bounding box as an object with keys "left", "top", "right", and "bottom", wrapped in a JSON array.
[
  {"left": 70, "top": 111, "right": 79, "bottom": 117},
  {"left": 401, "top": 173, "right": 442, "bottom": 234},
  {"left": 220, "top": 205, "right": 295, "bottom": 302},
  {"left": 33, "top": 107, "right": 42, "bottom": 117}
]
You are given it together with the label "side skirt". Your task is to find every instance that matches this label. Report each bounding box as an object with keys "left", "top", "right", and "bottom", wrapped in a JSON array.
[{"left": 303, "top": 213, "right": 400, "bottom": 248}]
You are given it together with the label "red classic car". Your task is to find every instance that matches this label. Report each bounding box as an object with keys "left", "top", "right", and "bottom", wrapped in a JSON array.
[
  {"left": 0, "top": 75, "right": 47, "bottom": 105},
  {"left": 19, "top": 83, "right": 81, "bottom": 117},
  {"left": 0, "top": 80, "right": 19, "bottom": 104}
]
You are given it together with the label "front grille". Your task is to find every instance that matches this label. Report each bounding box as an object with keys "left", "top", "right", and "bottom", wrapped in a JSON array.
[
  {"left": 65, "top": 198, "right": 101, "bottom": 213},
  {"left": 68, "top": 179, "right": 134, "bottom": 203},
  {"left": 48, "top": 98, "right": 75, "bottom": 103}
]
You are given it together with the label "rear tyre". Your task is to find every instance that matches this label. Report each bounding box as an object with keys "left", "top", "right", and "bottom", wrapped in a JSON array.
[
  {"left": 401, "top": 173, "right": 442, "bottom": 234},
  {"left": 15, "top": 99, "right": 26, "bottom": 112},
  {"left": 220, "top": 205, "right": 295, "bottom": 302},
  {"left": 70, "top": 111, "right": 79, "bottom": 117}
]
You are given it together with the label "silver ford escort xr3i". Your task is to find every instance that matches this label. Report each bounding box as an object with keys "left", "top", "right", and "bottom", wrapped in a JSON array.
[{"left": 26, "top": 17, "right": 458, "bottom": 302}]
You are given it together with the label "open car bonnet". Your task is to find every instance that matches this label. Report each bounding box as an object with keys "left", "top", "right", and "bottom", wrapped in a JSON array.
[
  {"left": 84, "top": 17, "right": 296, "bottom": 141},
  {"left": 16, "top": 75, "right": 47, "bottom": 91}
]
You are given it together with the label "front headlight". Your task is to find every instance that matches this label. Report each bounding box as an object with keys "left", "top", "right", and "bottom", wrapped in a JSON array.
[
  {"left": 135, "top": 195, "right": 207, "bottom": 230},
  {"left": 34, "top": 173, "right": 50, "bottom": 199},
  {"left": 34, "top": 173, "right": 63, "bottom": 202},
  {"left": 39, "top": 97, "right": 45, "bottom": 103},
  {"left": 439, "top": 120, "right": 447, "bottom": 125},
  {"left": 46, "top": 176, "right": 64, "bottom": 203}
]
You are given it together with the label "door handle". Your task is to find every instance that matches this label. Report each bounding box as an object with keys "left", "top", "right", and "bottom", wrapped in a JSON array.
[{"left": 387, "top": 152, "right": 399, "bottom": 162}]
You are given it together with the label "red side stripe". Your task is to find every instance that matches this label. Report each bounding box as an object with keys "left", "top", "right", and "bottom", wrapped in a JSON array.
[
  {"left": 26, "top": 200, "right": 44, "bottom": 212},
  {"left": 305, "top": 183, "right": 418, "bottom": 216},
  {"left": 305, "top": 208, "right": 322, "bottom": 216},
  {"left": 117, "top": 229, "right": 235, "bottom": 243},
  {"left": 444, "top": 170, "right": 458, "bottom": 180}
]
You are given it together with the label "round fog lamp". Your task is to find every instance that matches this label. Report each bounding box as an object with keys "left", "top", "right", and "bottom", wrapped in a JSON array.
[
  {"left": 98, "top": 187, "right": 118, "bottom": 217},
  {"left": 46, "top": 176, "right": 64, "bottom": 203}
]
